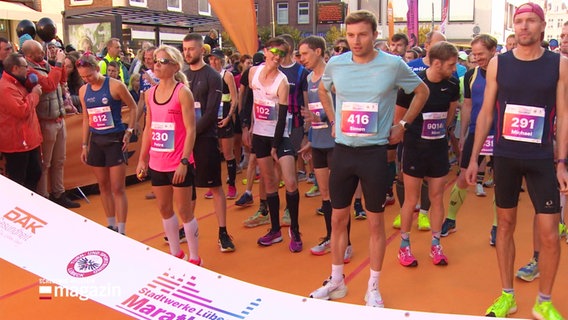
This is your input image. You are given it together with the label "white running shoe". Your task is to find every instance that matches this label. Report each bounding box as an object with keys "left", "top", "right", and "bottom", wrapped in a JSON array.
[
  {"left": 365, "top": 289, "right": 384, "bottom": 307},
  {"left": 309, "top": 277, "right": 347, "bottom": 300}
]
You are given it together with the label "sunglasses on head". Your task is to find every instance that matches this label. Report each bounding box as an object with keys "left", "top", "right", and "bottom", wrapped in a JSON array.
[
  {"left": 334, "top": 46, "right": 348, "bottom": 53},
  {"left": 268, "top": 47, "right": 287, "bottom": 58},
  {"left": 154, "top": 58, "right": 174, "bottom": 65},
  {"left": 75, "top": 59, "right": 93, "bottom": 68}
]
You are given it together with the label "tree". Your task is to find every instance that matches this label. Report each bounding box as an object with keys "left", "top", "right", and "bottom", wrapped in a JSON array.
[
  {"left": 397, "top": 24, "right": 432, "bottom": 46},
  {"left": 325, "top": 26, "right": 345, "bottom": 46},
  {"left": 257, "top": 25, "right": 303, "bottom": 47}
]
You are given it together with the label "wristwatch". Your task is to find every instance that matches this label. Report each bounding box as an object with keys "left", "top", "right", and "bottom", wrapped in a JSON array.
[
  {"left": 399, "top": 120, "right": 410, "bottom": 130},
  {"left": 180, "top": 158, "right": 189, "bottom": 166}
]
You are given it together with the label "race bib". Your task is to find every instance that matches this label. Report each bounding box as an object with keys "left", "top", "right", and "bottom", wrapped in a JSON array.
[
  {"left": 340, "top": 102, "right": 378, "bottom": 136},
  {"left": 502, "top": 104, "right": 545, "bottom": 144},
  {"left": 480, "top": 135, "right": 494, "bottom": 156},
  {"left": 421, "top": 112, "right": 447, "bottom": 140},
  {"left": 87, "top": 106, "right": 115, "bottom": 130},
  {"left": 194, "top": 102, "right": 202, "bottom": 122},
  {"left": 308, "top": 102, "right": 328, "bottom": 129},
  {"left": 254, "top": 99, "right": 277, "bottom": 121},
  {"left": 150, "top": 122, "right": 175, "bottom": 153}
]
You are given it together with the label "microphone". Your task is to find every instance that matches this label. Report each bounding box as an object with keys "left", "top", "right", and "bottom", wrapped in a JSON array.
[{"left": 25, "top": 73, "right": 39, "bottom": 92}]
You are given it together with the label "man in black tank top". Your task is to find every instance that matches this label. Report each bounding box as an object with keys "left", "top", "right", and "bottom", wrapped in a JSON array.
[{"left": 465, "top": 3, "right": 568, "bottom": 319}]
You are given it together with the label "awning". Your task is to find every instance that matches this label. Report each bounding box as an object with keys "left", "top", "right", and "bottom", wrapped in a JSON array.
[
  {"left": 0, "top": 1, "right": 61, "bottom": 22},
  {"left": 64, "top": 6, "right": 218, "bottom": 28}
]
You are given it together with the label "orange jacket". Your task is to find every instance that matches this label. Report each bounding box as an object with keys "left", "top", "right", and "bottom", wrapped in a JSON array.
[{"left": 0, "top": 72, "right": 42, "bottom": 153}]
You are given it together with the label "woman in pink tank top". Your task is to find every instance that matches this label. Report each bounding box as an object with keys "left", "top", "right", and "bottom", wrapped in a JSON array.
[{"left": 135, "top": 45, "right": 202, "bottom": 266}]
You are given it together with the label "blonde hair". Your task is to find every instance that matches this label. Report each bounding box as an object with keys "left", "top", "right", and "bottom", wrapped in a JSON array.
[
  {"left": 154, "top": 45, "right": 187, "bottom": 85},
  {"left": 129, "top": 73, "right": 140, "bottom": 91}
]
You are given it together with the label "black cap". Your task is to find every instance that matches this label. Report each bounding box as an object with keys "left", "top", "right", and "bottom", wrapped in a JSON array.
[
  {"left": 210, "top": 49, "right": 225, "bottom": 60},
  {"left": 252, "top": 52, "right": 265, "bottom": 66}
]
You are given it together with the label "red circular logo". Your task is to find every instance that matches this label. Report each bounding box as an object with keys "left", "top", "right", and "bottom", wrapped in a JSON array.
[{"left": 67, "top": 250, "right": 110, "bottom": 278}]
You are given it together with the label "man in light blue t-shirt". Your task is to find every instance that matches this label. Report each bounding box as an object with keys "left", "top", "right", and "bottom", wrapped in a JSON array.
[{"left": 309, "top": 10, "right": 429, "bottom": 308}]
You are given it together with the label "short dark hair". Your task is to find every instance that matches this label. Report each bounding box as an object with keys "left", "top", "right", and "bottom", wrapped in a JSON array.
[
  {"left": 428, "top": 41, "right": 458, "bottom": 63},
  {"left": 391, "top": 33, "right": 409, "bottom": 47},
  {"left": 264, "top": 37, "right": 290, "bottom": 52},
  {"left": 183, "top": 33, "right": 204, "bottom": 44},
  {"left": 3, "top": 53, "right": 24, "bottom": 73},
  {"left": 299, "top": 36, "right": 326, "bottom": 57},
  {"left": 278, "top": 34, "right": 295, "bottom": 51},
  {"left": 0, "top": 37, "right": 8, "bottom": 45},
  {"left": 345, "top": 10, "right": 377, "bottom": 33}
]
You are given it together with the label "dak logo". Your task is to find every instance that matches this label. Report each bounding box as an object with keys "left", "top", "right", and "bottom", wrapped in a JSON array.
[
  {"left": 67, "top": 250, "right": 110, "bottom": 278},
  {"left": 3, "top": 207, "right": 47, "bottom": 234}
]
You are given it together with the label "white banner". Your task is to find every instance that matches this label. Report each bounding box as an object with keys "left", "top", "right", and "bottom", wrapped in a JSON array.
[{"left": 0, "top": 175, "right": 493, "bottom": 319}]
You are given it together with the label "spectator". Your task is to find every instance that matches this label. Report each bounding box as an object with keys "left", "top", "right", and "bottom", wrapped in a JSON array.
[{"left": 0, "top": 53, "right": 43, "bottom": 191}]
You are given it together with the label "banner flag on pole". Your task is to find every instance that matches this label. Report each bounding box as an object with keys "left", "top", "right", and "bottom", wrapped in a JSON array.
[{"left": 407, "top": 0, "right": 419, "bottom": 47}]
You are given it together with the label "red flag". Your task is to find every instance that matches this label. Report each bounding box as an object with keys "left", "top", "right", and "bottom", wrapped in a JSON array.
[
  {"left": 407, "top": 0, "right": 419, "bottom": 47},
  {"left": 440, "top": 0, "right": 449, "bottom": 34}
]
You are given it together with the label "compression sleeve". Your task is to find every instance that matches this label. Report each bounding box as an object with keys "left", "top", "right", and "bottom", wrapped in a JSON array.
[{"left": 272, "top": 104, "right": 289, "bottom": 149}]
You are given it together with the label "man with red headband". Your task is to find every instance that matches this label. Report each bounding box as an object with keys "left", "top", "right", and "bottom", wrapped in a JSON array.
[{"left": 466, "top": 3, "right": 567, "bottom": 319}]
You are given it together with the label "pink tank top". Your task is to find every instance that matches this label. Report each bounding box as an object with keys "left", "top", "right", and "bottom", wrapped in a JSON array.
[{"left": 148, "top": 82, "right": 192, "bottom": 172}]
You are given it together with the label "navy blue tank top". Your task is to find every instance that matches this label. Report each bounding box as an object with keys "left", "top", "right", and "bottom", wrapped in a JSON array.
[
  {"left": 495, "top": 50, "right": 559, "bottom": 159},
  {"left": 85, "top": 77, "right": 125, "bottom": 134}
]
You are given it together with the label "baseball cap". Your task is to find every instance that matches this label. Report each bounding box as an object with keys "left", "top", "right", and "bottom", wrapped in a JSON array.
[
  {"left": 47, "top": 40, "right": 62, "bottom": 49},
  {"left": 252, "top": 52, "right": 265, "bottom": 66},
  {"left": 458, "top": 51, "right": 468, "bottom": 61},
  {"left": 210, "top": 48, "right": 225, "bottom": 60},
  {"left": 513, "top": 2, "right": 545, "bottom": 21}
]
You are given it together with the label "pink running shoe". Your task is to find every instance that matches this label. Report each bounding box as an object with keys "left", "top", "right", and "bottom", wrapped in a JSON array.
[
  {"left": 226, "top": 186, "right": 238, "bottom": 199},
  {"left": 430, "top": 244, "right": 448, "bottom": 265},
  {"left": 398, "top": 246, "right": 418, "bottom": 267},
  {"left": 204, "top": 189, "right": 213, "bottom": 199}
]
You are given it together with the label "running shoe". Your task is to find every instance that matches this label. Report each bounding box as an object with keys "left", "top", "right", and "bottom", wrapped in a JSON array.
[
  {"left": 354, "top": 202, "right": 366, "bottom": 220},
  {"left": 107, "top": 225, "right": 118, "bottom": 232},
  {"left": 398, "top": 246, "right": 418, "bottom": 267},
  {"left": 344, "top": 245, "right": 353, "bottom": 264},
  {"left": 316, "top": 207, "right": 325, "bottom": 215},
  {"left": 532, "top": 299, "right": 564, "bottom": 320},
  {"left": 174, "top": 249, "right": 188, "bottom": 261},
  {"left": 483, "top": 179, "right": 495, "bottom": 188},
  {"left": 218, "top": 232, "right": 235, "bottom": 252},
  {"left": 145, "top": 191, "right": 156, "bottom": 200},
  {"left": 310, "top": 237, "right": 331, "bottom": 256},
  {"left": 204, "top": 189, "right": 213, "bottom": 199},
  {"left": 516, "top": 258, "right": 540, "bottom": 282},
  {"left": 430, "top": 244, "right": 448, "bottom": 265},
  {"left": 305, "top": 185, "right": 321, "bottom": 197},
  {"left": 485, "top": 292, "right": 517, "bottom": 317},
  {"left": 281, "top": 208, "right": 291, "bottom": 227},
  {"left": 297, "top": 171, "right": 307, "bottom": 182},
  {"left": 226, "top": 186, "right": 238, "bottom": 199},
  {"left": 288, "top": 228, "right": 303, "bottom": 253},
  {"left": 309, "top": 276, "right": 347, "bottom": 300},
  {"left": 490, "top": 225, "right": 497, "bottom": 246},
  {"left": 279, "top": 180, "right": 285, "bottom": 188},
  {"left": 307, "top": 172, "right": 316, "bottom": 184},
  {"left": 559, "top": 222, "right": 567, "bottom": 240},
  {"left": 243, "top": 209, "right": 270, "bottom": 228},
  {"left": 385, "top": 194, "right": 395, "bottom": 206},
  {"left": 241, "top": 174, "right": 260, "bottom": 185},
  {"left": 189, "top": 257, "right": 203, "bottom": 266},
  {"left": 364, "top": 289, "right": 384, "bottom": 308},
  {"left": 392, "top": 214, "right": 401, "bottom": 229},
  {"left": 163, "top": 228, "right": 187, "bottom": 243},
  {"left": 417, "top": 213, "right": 431, "bottom": 231},
  {"left": 441, "top": 218, "right": 457, "bottom": 237},
  {"left": 257, "top": 230, "right": 282, "bottom": 246},
  {"left": 235, "top": 192, "right": 253, "bottom": 207},
  {"left": 476, "top": 183, "right": 486, "bottom": 197}
]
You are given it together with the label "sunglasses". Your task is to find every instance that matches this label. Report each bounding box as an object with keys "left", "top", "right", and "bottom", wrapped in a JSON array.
[
  {"left": 75, "top": 59, "right": 94, "bottom": 68},
  {"left": 268, "top": 47, "right": 287, "bottom": 58},
  {"left": 154, "top": 58, "right": 175, "bottom": 65},
  {"left": 334, "top": 46, "right": 348, "bottom": 53}
]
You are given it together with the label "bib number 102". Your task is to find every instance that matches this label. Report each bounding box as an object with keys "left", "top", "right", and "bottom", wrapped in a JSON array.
[{"left": 347, "top": 114, "right": 369, "bottom": 125}]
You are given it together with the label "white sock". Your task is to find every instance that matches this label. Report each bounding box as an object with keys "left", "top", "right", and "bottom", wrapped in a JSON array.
[
  {"left": 368, "top": 269, "right": 380, "bottom": 291},
  {"left": 106, "top": 217, "right": 116, "bottom": 227},
  {"left": 117, "top": 222, "right": 126, "bottom": 234},
  {"left": 184, "top": 218, "right": 199, "bottom": 261},
  {"left": 162, "top": 215, "right": 181, "bottom": 255},
  {"left": 419, "top": 209, "right": 428, "bottom": 215},
  {"left": 331, "top": 264, "right": 344, "bottom": 283},
  {"left": 245, "top": 190, "right": 252, "bottom": 196}
]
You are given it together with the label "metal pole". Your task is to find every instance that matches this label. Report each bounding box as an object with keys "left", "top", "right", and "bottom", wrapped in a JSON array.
[
  {"left": 271, "top": 0, "right": 276, "bottom": 38},
  {"left": 313, "top": 0, "right": 317, "bottom": 35},
  {"left": 431, "top": 1, "right": 435, "bottom": 32}
]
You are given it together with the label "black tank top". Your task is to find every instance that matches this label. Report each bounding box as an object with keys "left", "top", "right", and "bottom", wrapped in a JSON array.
[{"left": 495, "top": 50, "right": 559, "bottom": 159}]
